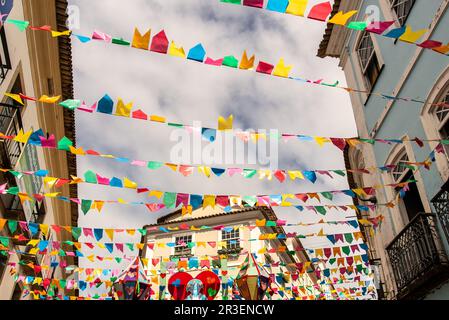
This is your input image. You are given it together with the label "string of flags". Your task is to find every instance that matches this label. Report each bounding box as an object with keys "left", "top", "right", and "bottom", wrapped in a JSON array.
[
  {"left": 1, "top": 127, "right": 440, "bottom": 187},
  {"left": 219, "top": 0, "right": 449, "bottom": 56},
  {"left": 6, "top": 92, "right": 449, "bottom": 149},
  {"left": 0, "top": 214, "right": 383, "bottom": 242},
  {"left": 1, "top": 183, "right": 396, "bottom": 215},
  {"left": 4, "top": 18, "right": 449, "bottom": 106},
  {"left": 0, "top": 228, "right": 366, "bottom": 254},
  {"left": 2, "top": 247, "right": 370, "bottom": 277},
  {"left": 9, "top": 267, "right": 373, "bottom": 297},
  {"left": 1, "top": 242, "right": 369, "bottom": 270},
  {"left": 3, "top": 251, "right": 370, "bottom": 277}
]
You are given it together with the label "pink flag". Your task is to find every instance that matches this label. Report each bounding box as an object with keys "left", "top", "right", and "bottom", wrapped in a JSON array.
[
  {"left": 205, "top": 57, "right": 224, "bottom": 66},
  {"left": 366, "top": 21, "right": 395, "bottom": 34},
  {"left": 40, "top": 134, "right": 56, "bottom": 148}
]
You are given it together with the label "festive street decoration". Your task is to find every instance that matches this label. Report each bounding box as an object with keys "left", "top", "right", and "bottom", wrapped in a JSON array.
[{"left": 219, "top": 0, "right": 449, "bottom": 56}]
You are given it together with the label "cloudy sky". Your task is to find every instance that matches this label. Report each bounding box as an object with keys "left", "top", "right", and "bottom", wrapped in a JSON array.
[{"left": 69, "top": 0, "right": 368, "bottom": 297}]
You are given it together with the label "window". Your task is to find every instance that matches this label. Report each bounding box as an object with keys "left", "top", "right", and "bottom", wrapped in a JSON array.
[
  {"left": 433, "top": 88, "right": 449, "bottom": 159},
  {"left": 357, "top": 32, "right": 382, "bottom": 92},
  {"left": 390, "top": 0, "right": 415, "bottom": 26},
  {"left": 222, "top": 228, "right": 241, "bottom": 250},
  {"left": 392, "top": 150, "right": 425, "bottom": 222},
  {"left": 173, "top": 235, "right": 192, "bottom": 257},
  {"left": 0, "top": 75, "right": 24, "bottom": 168}
]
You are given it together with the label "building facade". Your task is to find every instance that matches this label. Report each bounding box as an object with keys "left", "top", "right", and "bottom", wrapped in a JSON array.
[
  {"left": 0, "top": 0, "right": 76, "bottom": 299},
  {"left": 318, "top": 0, "right": 449, "bottom": 299},
  {"left": 140, "top": 207, "right": 325, "bottom": 300}
]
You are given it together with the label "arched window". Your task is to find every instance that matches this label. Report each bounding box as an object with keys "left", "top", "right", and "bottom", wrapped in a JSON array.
[
  {"left": 421, "top": 68, "right": 449, "bottom": 182},
  {"left": 431, "top": 86, "right": 449, "bottom": 158},
  {"left": 389, "top": 148, "right": 424, "bottom": 223},
  {"left": 356, "top": 31, "right": 382, "bottom": 92}
]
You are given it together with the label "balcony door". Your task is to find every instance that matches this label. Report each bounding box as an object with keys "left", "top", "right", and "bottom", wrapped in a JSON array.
[{"left": 392, "top": 151, "right": 425, "bottom": 223}]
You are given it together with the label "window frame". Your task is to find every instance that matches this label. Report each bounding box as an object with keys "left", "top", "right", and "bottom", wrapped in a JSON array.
[
  {"left": 389, "top": 0, "right": 416, "bottom": 26},
  {"left": 354, "top": 31, "right": 384, "bottom": 98},
  {"left": 221, "top": 227, "right": 241, "bottom": 251},
  {"left": 421, "top": 68, "right": 449, "bottom": 182},
  {"left": 173, "top": 234, "right": 193, "bottom": 257}
]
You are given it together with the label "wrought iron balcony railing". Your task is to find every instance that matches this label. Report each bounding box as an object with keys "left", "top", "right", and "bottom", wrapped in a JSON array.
[
  {"left": 0, "top": 102, "right": 23, "bottom": 169},
  {"left": 432, "top": 185, "right": 449, "bottom": 244},
  {"left": 386, "top": 213, "right": 449, "bottom": 299}
]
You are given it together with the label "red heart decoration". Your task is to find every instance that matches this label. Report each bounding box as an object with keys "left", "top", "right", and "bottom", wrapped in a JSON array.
[
  {"left": 168, "top": 272, "right": 193, "bottom": 300},
  {"left": 196, "top": 271, "right": 220, "bottom": 300},
  {"left": 160, "top": 273, "right": 166, "bottom": 279},
  {"left": 167, "top": 271, "right": 221, "bottom": 300}
]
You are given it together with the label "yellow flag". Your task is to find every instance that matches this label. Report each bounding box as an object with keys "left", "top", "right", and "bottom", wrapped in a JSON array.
[
  {"left": 168, "top": 41, "right": 186, "bottom": 58},
  {"left": 44, "top": 192, "right": 60, "bottom": 198},
  {"left": 123, "top": 178, "right": 138, "bottom": 189},
  {"left": 258, "top": 247, "right": 267, "bottom": 254},
  {"left": 51, "top": 30, "right": 71, "bottom": 37},
  {"left": 93, "top": 200, "right": 105, "bottom": 212},
  {"left": 288, "top": 171, "right": 305, "bottom": 180},
  {"left": 5, "top": 93, "right": 24, "bottom": 105},
  {"left": 43, "top": 177, "right": 59, "bottom": 188},
  {"left": 27, "top": 239, "right": 39, "bottom": 247},
  {"left": 218, "top": 115, "right": 233, "bottom": 131},
  {"left": 149, "top": 190, "right": 163, "bottom": 199},
  {"left": 182, "top": 205, "right": 192, "bottom": 216},
  {"left": 286, "top": 0, "right": 308, "bottom": 16},
  {"left": 165, "top": 163, "right": 178, "bottom": 171},
  {"left": 132, "top": 28, "right": 151, "bottom": 49},
  {"left": 314, "top": 136, "right": 330, "bottom": 147},
  {"left": 13, "top": 129, "right": 32, "bottom": 144},
  {"left": 40, "top": 224, "right": 49, "bottom": 237},
  {"left": 18, "top": 193, "right": 32, "bottom": 204},
  {"left": 281, "top": 194, "right": 295, "bottom": 206},
  {"left": 198, "top": 166, "right": 212, "bottom": 178},
  {"left": 203, "top": 195, "right": 216, "bottom": 209},
  {"left": 115, "top": 98, "right": 133, "bottom": 117},
  {"left": 39, "top": 95, "right": 61, "bottom": 104},
  {"left": 105, "top": 229, "right": 114, "bottom": 241},
  {"left": 399, "top": 26, "right": 427, "bottom": 43},
  {"left": 328, "top": 10, "right": 358, "bottom": 25},
  {"left": 97, "top": 242, "right": 106, "bottom": 249},
  {"left": 273, "top": 58, "right": 293, "bottom": 78},
  {"left": 69, "top": 146, "right": 86, "bottom": 155},
  {"left": 150, "top": 115, "right": 166, "bottom": 123},
  {"left": 239, "top": 50, "right": 255, "bottom": 70}
]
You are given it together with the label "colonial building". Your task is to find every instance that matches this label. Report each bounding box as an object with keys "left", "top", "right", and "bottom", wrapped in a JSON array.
[
  {"left": 140, "top": 206, "right": 323, "bottom": 300},
  {"left": 0, "top": 0, "right": 76, "bottom": 299},
  {"left": 318, "top": 0, "right": 449, "bottom": 299}
]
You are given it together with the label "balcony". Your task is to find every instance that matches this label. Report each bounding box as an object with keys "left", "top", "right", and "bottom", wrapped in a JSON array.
[
  {"left": 386, "top": 213, "right": 449, "bottom": 299},
  {"left": 0, "top": 102, "right": 23, "bottom": 169}
]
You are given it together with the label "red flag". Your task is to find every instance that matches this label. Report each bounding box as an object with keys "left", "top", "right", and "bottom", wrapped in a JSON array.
[{"left": 150, "top": 30, "right": 169, "bottom": 54}]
